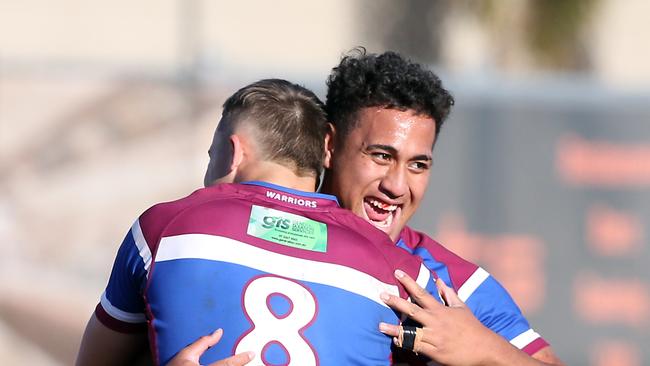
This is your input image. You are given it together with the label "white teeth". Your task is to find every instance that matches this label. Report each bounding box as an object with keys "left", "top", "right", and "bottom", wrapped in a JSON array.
[{"left": 368, "top": 199, "right": 397, "bottom": 212}]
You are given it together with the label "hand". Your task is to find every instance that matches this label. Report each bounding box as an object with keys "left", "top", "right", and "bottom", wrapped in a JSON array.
[
  {"left": 168, "top": 329, "right": 255, "bottom": 366},
  {"left": 379, "top": 270, "right": 507, "bottom": 366}
]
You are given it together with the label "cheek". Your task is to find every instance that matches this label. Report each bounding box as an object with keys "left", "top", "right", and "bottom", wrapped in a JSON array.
[
  {"left": 335, "top": 160, "right": 378, "bottom": 204},
  {"left": 351, "top": 159, "right": 385, "bottom": 187},
  {"left": 335, "top": 154, "right": 368, "bottom": 180},
  {"left": 408, "top": 175, "right": 430, "bottom": 204}
]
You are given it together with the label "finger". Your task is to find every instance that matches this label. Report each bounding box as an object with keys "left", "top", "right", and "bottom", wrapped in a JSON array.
[
  {"left": 412, "top": 339, "right": 437, "bottom": 358},
  {"left": 379, "top": 291, "right": 427, "bottom": 322},
  {"left": 389, "top": 326, "right": 423, "bottom": 352},
  {"left": 180, "top": 329, "right": 224, "bottom": 361},
  {"left": 388, "top": 327, "right": 437, "bottom": 359},
  {"left": 436, "top": 278, "right": 465, "bottom": 307},
  {"left": 378, "top": 322, "right": 400, "bottom": 337},
  {"left": 395, "top": 269, "right": 443, "bottom": 309},
  {"left": 210, "top": 351, "right": 255, "bottom": 366}
]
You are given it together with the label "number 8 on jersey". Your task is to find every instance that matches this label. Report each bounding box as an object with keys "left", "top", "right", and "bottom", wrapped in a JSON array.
[{"left": 235, "top": 276, "right": 318, "bottom": 365}]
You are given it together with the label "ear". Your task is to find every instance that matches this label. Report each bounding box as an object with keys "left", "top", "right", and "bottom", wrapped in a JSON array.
[
  {"left": 323, "top": 123, "right": 336, "bottom": 169},
  {"left": 229, "top": 134, "right": 245, "bottom": 172}
]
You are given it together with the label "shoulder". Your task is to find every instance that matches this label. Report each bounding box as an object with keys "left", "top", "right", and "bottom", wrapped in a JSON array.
[
  {"left": 137, "top": 185, "right": 244, "bottom": 249},
  {"left": 401, "top": 228, "right": 549, "bottom": 352},
  {"left": 400, "top": 226, "right": 479, "bottom": 291},
  {"left": 399, "top": 226, "right": 527, "bottom": 307}
]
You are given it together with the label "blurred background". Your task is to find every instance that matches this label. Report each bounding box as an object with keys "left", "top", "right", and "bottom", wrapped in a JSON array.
[{"left": 1, "top": 0, "right": 649, "bottom": 365}]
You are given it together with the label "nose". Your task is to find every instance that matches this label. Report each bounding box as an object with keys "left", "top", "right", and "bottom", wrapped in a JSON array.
[{"left": 379, "top": 165, "right": 408, "bottom": 199}]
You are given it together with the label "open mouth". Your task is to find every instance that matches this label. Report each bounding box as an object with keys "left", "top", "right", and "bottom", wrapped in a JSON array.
[{"left": 362, "top": 197, "right": 400, "bottom": 230}]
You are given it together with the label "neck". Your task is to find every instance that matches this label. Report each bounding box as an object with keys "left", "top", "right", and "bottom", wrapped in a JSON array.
[
  {"left": 320, "top": 172, "right": 334, "bottom": 195},
  {"left": 237, "top": 161, "right": 317, "bottom": 192}
]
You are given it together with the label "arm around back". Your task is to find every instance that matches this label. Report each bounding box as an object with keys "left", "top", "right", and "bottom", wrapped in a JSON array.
[{"left": 76, "top": 313, "right": 149, "bottom": 366}]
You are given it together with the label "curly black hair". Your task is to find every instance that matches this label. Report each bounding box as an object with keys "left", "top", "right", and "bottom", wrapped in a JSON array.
[{"left": 325, "top": 48, "right": 454, "bottom": 141}]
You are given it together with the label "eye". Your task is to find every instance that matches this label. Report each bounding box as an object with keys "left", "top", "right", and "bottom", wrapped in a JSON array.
[
  {"left": 371, "top": 152, "right": 392, "bottom": 161},
  {"left": 409, "top": 161, "right": 431, "bottom": 172}
]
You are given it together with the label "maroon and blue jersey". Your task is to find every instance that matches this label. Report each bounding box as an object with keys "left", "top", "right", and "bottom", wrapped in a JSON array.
[
  {"left": 397, "top": 226, "right": 549, "bottom": 356},
  {"left": 96, "top": 182, "right": 433, "bottom": 365}
]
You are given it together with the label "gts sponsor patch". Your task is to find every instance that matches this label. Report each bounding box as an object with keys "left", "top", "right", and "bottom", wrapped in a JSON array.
[{"left": 247, "top": 205, "right": 327, "bottom": 252}]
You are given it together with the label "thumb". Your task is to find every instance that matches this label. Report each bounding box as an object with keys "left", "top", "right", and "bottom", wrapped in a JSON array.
[
  {"left": 181, "top": 329, "right": 224, "bottom": 361},
  {"left": 436, "top": 278, "right": 464, "bottom": 307}
]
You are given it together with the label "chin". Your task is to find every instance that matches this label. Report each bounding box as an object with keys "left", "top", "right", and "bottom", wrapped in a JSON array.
[
  {"left": 386, "top": 229, "right": 400, "bottom": 242},
  {"left": 370, "top": 222, "right": 399, "bottom": 242}
]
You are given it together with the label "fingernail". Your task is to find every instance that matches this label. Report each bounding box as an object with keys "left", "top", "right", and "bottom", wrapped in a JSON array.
[
  {"left": 246, "top": 351, "right": 255, "bottom": 360},
  {"left": 378, "top": 322, "right": 389, "bottom": 332},
  {"left": 380, "top": 291, "right": 391, "bottom": 302},
  {"left": 394, "top": 269, "right": 405, "bottom": 278}
]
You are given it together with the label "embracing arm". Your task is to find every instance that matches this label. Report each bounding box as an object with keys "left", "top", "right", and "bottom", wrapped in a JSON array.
[
  {"left": 167, "top": 329, "right": 254, "bottom": 366},
  {"left": 77, "top": 315, "right": 254, "bottom": 366},
  {"left": 380, "top": 270, "right": 565, "bottom": 366},
  {"left": 530, "top": 347, "right": 563, "bottom": 365},
  {"left": 76, "top": 313, "right": 148, "bottom": 366}
]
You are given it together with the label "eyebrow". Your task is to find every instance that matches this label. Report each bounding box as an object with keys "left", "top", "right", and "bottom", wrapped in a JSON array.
[{"left": 366, "top": 144, "right": 432, "bottom": 161}]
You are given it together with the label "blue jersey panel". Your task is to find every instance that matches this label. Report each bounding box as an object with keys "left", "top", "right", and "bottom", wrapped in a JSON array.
[
  {"left": 412, "top": 246, "right": 451, "bottom": 288},
  {"left": 148, "top": 259, "right": 397, "bottom": 366},
  {"left": 395, "top": 238, "right": 414, "bottom": 254},
  {"left": 464, "top": 275, "right": 532, "bottom": 341},
  {"left": 411, "top": 246, "right": 451, "bottom": 303}
]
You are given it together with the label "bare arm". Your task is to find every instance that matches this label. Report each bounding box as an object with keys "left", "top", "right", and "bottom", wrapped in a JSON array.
[
  {"left": 531, "top": 346, "right": 564, "bottom": 365},
  {"left": 76, "top": 313, "right": 148, "bottom": 366},
  {"left": 380, "top": 270, "right": 565, "bottom": 366}
]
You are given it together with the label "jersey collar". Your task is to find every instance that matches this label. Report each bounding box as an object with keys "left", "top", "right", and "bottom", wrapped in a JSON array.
[{"left": 242, "top": 181, "right": 340, "bottom": 206}]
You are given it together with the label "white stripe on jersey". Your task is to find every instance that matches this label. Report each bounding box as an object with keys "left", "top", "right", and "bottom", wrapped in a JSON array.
[
  {"left": 100, "top": 292, "right": 146, "bottom": 323},
  {"left": 510, "top": 328, "right": 541, "bottom": 349},
  {"left": 405, "top": 264, "right": 434, "bottom": 304},
  {"left": 415, "top": 264, "right": 432, "bottom": 290},
  {"left": 457, "top": 267, "right": 489, "bottom": 302},
  {"left": 132, "top": 219, "right": 152, "bottom": 276},
  {"left": 155, "top": 234, "right": 401, "bottom": 308}
]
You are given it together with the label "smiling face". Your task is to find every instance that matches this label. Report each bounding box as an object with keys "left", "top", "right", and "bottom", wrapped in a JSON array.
[{"left": 324, "top": 107, "right": 437, "bottom": 241}]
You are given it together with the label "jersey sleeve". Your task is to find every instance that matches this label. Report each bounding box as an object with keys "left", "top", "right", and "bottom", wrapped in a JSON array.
[
  {"left": 94, "top": 219, "right": 151, "bottom": 333},
  {"left": 404, "top": 229, "right": 549, "bottom": 355},
  {"left": 459, "top": 268, "right": 549, "bottom": 355}
]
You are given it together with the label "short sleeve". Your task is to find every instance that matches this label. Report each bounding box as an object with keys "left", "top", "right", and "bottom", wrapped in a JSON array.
[{"left": 95, "top": 220, "right": 151, "bottom": 333}]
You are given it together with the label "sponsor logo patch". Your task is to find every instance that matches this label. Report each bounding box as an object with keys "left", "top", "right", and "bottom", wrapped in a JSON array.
[{"left": 248, "top": 205, "right": 327, "bottom": 252}]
